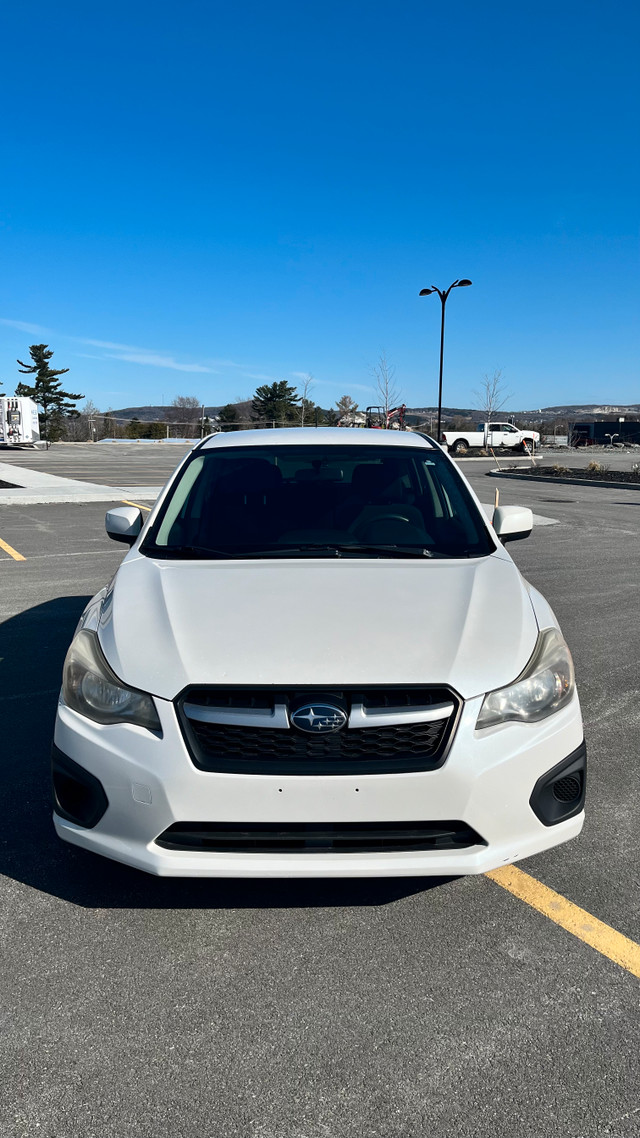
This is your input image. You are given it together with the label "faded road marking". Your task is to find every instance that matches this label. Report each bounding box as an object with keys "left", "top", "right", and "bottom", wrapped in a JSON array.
[
  {"left": 487, "top": 865, "right": 640, "bottom": 979},
  {"left": 121, "top": 500, "right": 152, "bottom": 511}
]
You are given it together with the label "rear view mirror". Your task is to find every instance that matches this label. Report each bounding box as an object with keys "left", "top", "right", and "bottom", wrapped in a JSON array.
[
  {"left": 492, "top": 505, "right": 533, "bottom": 543},
  {"left": 105, "top": 506, "right": 143, "bottom": 545}
]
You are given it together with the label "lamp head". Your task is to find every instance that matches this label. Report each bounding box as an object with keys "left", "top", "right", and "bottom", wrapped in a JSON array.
[{"left": 419, "top": 288, "right": 435, "bottom": 296}]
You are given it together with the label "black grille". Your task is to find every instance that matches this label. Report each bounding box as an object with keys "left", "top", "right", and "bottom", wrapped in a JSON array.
[
  {"left": 177, "top": 686, "right": 459, "bottom": 775},
  {"left": 155, "top": 820, "right": 486, "bottom": 853},
  {"left": 552, "top": 774, "right": 582, "bottom": 803}
]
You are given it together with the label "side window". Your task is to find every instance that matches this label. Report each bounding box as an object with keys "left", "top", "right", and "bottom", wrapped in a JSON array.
[{"left": 156, "top": 456, "right": 205, "bottom": 544}]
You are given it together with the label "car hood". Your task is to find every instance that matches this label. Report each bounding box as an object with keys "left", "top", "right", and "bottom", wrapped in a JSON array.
[{"left": 98, "top": 552, "right": 539, "bottom": 701}]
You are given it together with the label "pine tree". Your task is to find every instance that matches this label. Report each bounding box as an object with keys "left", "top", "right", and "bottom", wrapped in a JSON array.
[
  {"left": 335, "top": 395, "right": 359, "bottom": 419},
  {"left": 126, "top": 417, "right": 144, "bottom": 439},
  {"left": 251, "top": 381, "right": 300, "bottom": 426},
  {"left": 16, "top": 344, "right": 84, "bottom": 441},
  {"left": 217, "top": 403, "right": 240, "bottom": 431}
]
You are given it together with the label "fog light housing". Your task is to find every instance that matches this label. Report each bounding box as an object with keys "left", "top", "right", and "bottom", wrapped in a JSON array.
[
  {"left": 529, "top": 741, "right": 586, "bottom": 826},
  {"left": 52, "top": 745, "right": 109, "bottom": 828}
]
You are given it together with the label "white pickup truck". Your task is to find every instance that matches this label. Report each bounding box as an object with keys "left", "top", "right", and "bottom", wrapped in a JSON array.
[{"left": 442, "top": 422, "right": 540, "bottom": 455}]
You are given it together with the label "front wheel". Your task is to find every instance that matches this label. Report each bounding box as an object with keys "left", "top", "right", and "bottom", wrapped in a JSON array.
[
  {"left": 450, "top": 438, "right": 469, "bottom": 455},
  {"left": 521, "top": 437, "right": 534, "bottom": 452}
]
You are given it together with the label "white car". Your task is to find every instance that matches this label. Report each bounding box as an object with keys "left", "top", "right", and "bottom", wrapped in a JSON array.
[{"left": 52, "top": 429, "right": 585, "bottom": 878}]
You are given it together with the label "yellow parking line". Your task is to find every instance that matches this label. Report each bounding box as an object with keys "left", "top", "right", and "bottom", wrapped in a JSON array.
[
  {"left": 0, "top": 537, "right": 26, "bottom": 561},
  {"left": 487, "top": 865, "right": 640, "bottom": 979},
  {"left": 121, "top": 500, "right": 152, "bottom": 512}
]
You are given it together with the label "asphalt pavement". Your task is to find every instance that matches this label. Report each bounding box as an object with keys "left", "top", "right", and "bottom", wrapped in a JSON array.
[
  {"left": 1, "top": 444, "right": 639, "bottom": 1138},
  {"left": 1, "top": 441, "right": 194, "bottom": 486}
]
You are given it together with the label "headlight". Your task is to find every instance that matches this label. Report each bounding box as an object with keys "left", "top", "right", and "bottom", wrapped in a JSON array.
[
  {"left": 62, "top": 629, "right": 161, "bottom": 732},
  {"left": 476, "top": 627, "right": 575, "bottom": 729}
]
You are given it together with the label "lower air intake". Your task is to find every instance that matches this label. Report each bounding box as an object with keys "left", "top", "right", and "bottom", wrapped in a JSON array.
[
  {"left": 552, "top": 774, "right": 582, "bottom": 803},
  {"left": 155, "top": 820, "right": 486, "bottom": 854}
]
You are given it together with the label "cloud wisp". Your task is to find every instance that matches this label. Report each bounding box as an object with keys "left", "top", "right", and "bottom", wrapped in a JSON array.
[
  {"left": 77, "top": 337, "right": 216, "bottom": 373},
  {"left": 313, "top": 380, "right": 374, "bottom": 394},
  {"left": 104, "top": 351, "right": 214, "bottom": 373},
  {"left": 1, "top": 319, "right": 218, "bottom": 374},
  {"left": 0, "top": 317, "right": 52, "bottom": 336},
  {"left": 2, "top": 315, "right": 320, "bottom": 388}
]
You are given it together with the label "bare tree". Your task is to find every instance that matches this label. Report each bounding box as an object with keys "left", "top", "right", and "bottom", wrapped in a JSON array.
[
  {"left": 103, "top": 408, "right": 123, "bottom": 438},
  {"left": 472, "top": 369, "right": 511, "bottom": 426},
  {"left": 74, "top": 399, "right": 102, "bottom": 441},
  {"left": 298, "top": 374, "right": 315, "bottom": 427},
  {"left": 166, "top": 395, "right": 202, "bottom": 437},
  {"left": 371, "top": 350, "right": 401, "bottom": 419}
]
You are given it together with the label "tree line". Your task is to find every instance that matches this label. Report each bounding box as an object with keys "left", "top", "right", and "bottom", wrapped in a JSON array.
[
  {"left": 4, "top": 342, "right": 569, "bottom": 444},
  {"left": 219, "top": 383, "right": 362, "bottom": 430},
  {"left": 3, "top": 343, "right": 374, "bottom": 440}
]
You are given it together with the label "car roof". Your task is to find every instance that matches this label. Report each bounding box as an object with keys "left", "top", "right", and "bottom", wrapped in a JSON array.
[{"left": 200, "top": 428, "right": 436, "bottom": 450}]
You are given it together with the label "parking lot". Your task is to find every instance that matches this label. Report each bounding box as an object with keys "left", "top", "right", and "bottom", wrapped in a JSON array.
[{"left": 2, "top": 443, "right": 640, "bottom": 1138}]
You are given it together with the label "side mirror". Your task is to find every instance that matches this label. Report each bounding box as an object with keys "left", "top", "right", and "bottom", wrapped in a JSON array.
[
  {"left": 492, "top": 505, "right": 533, "bottom": 543},
  {"left": 105, "top": 506, "right": 143, "bottom": 545}
]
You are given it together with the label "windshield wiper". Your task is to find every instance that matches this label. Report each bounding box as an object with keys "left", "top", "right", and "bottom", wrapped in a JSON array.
[
  {"left": 148, "top": 544, "right": 237, "bottom": 560},
  {"left": 234, "top": 544, "right": 437, "bottom": 559},
  {"left": 147, "top": 543, "right": 480, "bottom": 561},
  {"left": 335, "top": 544, "right": 435, "bottom": 558}
]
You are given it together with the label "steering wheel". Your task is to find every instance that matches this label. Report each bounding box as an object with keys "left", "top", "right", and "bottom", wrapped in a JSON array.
[
  {"left": 353, "top": 513, "right": 421, "bottom": 542},
  {"left": 356, "top": 512, "right": 411, "bottom": 529}
]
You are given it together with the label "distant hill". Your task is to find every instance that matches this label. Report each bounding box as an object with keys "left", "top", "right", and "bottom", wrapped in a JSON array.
[
  {"left": 110, "top": 401, "right": 640, "bottom": 426},
  {"left": 110, "top": 405, "right": 222, "bottom": 423}
]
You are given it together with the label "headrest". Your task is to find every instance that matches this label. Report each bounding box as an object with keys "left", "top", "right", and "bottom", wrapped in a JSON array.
[
  {"left": 216, "top": 459, "right": 283, "bottom": 496},
  {"left": 351, "top": 462, "right": 404, "bottom": 496}
]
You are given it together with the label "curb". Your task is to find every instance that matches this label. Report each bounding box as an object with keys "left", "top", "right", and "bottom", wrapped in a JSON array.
[
  {"left": 0, "top": 461, "right": 161, "bottom": 506},
  {"left": 487, "top": 470, "right": 640, "bottom": 491}
]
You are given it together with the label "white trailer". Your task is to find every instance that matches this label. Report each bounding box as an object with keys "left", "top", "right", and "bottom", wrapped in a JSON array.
[
  {"left": 441, "top": 421, "right": 540, "bottom": 455},
  {"left": 0, "top": 397, "right": 41, "bottom": 447}
]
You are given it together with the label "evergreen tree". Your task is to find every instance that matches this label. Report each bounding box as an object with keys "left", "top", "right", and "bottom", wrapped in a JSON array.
[
  {"left": 16, "top": 344, "right": 83, "bottom": 441},
  {"left": 47, "top": 409, "right": 68, "bottom": 442},
  {"left": 126, "top": 417, "right": 144, "bottom": 439},
  {"left": 335, "top": 395, "right": 359, "bottom": 419},
  {"left": 251, "top": 380, "right": 300, "bottom": 426},
  {"left": 217, "top": 403, "right": 240, "bottom": 431}
]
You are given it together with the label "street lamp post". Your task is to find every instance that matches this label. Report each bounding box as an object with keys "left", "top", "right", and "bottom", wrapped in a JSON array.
[{"left": 419, "top": 279, "right": 472, "bottom": 443}]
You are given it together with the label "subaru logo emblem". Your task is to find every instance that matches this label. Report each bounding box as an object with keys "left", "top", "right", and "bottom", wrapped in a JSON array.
[{"left": 290, "top": 704, "right": 347, "bottom": 734}]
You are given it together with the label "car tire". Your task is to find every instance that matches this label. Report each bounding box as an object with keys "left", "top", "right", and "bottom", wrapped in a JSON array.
[{"left": 451, "top": 439, "right": 469, "bottom": 455}]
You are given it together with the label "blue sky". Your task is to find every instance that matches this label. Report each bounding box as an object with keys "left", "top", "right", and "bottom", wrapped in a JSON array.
[{"left": 1, "top": 0, "right": 638, "bottom": 412}]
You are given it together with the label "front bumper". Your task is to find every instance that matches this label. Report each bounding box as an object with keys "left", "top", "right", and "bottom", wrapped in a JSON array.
[{"left": 52, "top": 692, "right": 585, "bottom": 877}]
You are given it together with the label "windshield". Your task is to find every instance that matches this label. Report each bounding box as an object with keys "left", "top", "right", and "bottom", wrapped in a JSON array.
[{"left": 142, "top": 444, "right": 495, "bottom": 559}]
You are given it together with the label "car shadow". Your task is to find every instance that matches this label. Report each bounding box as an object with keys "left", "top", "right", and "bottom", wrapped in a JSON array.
[{"left": 2, "top": 597, "right": 454, "bottom": 909}]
